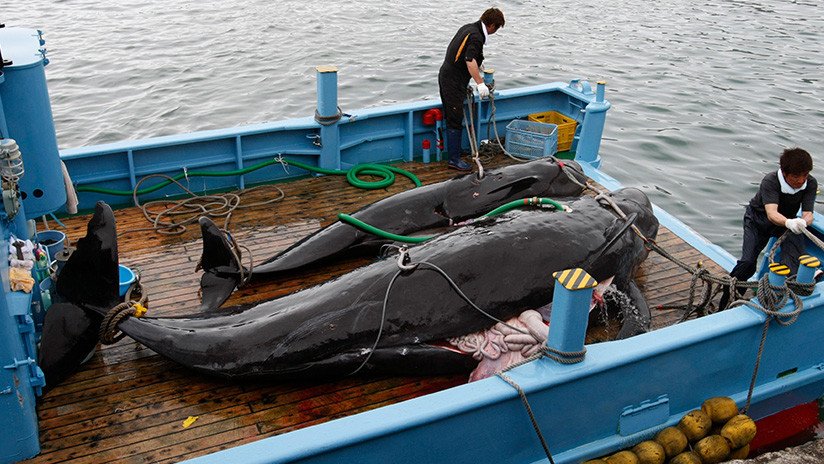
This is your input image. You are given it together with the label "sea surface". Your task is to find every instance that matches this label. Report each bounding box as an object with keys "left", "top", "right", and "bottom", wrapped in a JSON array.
[{"left": 5, "top": 0, "right": 824, "bottom": 255}]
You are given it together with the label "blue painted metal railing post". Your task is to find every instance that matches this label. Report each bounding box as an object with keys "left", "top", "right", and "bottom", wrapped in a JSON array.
[
  {"left": 546, "top": 268, "right": 598, "bottom": 363},
  {"left": 797, "top": 255, "right": 820, "bottom": 284},
  {"left": 575, "top": 80, "right": 610, "bottom": 169},
  {"left": 316, "top": 65, "right": 341, "bottom": 170}
]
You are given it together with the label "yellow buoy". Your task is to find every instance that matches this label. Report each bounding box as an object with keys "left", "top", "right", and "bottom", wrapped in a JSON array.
[
  {"left": 721, "top": 414, "right": 757, "bottom": 449},
  {"left": 678, "top": 409, "right": 712, "bottom": 442},
  {"left": 632, "top": 440, "right": 665, "bottom": 464},
  {"left": 654, "top": 426, "right": 688, "bottom": 458},
  {"left": 694, "top": 434, "right": 731, "bottom": 464},
  {"left": 701, "top": 397, "right": 739, "bottom": 424},
  {"left": 604, "top": 450, "right": 639, "bottom": 464},
  {"left": 669, "top": 451, "right": 703, "bottom": 464},
  {"left": 729, "top": 443, "right": 751, "bottom": 460}
]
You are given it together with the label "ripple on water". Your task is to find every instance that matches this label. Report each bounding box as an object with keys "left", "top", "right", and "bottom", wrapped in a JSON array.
[{"left": 5, "top": 0, "right": 824, "bottom": 252}]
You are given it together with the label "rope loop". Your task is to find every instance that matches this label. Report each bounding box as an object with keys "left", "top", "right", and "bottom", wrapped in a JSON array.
[
  {"left": 99, "top": 280, "right": 149, "bottom": 345},
  {"left": 542, "top": 345, "right": 587, "bottom": 364},
  {"left": 314, "top": 106, "right": 343, "bottom": 126},
  {"left": 742, "top": 273, "right": 805, "bottom": 413}
]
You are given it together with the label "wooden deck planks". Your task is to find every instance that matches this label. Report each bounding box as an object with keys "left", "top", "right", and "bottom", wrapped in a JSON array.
[{"left": 23, "top": 157, "right": 727, "bottom": 463}]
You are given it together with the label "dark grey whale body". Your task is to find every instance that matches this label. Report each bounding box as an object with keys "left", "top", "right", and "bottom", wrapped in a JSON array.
[{"left": 39, "top": 187, "right": 658, "bottom": 383}]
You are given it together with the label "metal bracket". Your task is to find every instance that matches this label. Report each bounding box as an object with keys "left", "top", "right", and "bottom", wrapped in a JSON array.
[
  {"left": 307, "top": 133, "right": 322, "bottom": 147},
  {"left": 3, "top": 357, "right": 36, "bottom": 370}
]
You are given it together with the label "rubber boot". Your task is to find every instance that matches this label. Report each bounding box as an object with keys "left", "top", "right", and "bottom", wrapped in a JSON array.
[{"left": 446, "top": 128, "right": 470, "bottom": 171}]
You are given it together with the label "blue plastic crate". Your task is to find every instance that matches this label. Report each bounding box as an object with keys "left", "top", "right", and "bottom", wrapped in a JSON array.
[{"left": 505, "top": 119, "right": 558, "bottom": 159}]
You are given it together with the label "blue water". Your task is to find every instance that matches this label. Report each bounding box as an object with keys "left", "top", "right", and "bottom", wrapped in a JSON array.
[{"left": 5, "top": 0, "right": 824, "bottom": 255}]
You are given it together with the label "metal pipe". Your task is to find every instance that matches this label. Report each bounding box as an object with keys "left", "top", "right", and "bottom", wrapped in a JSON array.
[{"left": 546, "top": 268, "right": 597, "bottom": 363}]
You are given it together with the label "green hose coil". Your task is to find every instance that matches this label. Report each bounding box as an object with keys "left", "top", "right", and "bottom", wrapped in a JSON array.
[{"left": 75, "top": 157, "right": 421, "bottom": 196}]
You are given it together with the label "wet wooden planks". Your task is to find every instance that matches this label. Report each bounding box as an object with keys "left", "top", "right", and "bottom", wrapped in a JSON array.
[{"left": 24, "top": 157, "right": 726, "bottom": 463}]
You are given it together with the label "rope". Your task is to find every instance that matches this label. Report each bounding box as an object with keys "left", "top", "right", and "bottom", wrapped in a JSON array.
[
  {"left": 739, "top": 273, "right": 811, "bottom": 413},
  {"left": 99, "top": 279, "right": 149, "bottom": 345},
  {"left": 314, "top": 105, "right": 344, "bottom": 126},
  {"left": 543, "top": 345, "right": 587, "bottom": 364},
  {"left": 76, "top": 156, "right": 421, "bottom": 197},
  {"left": 497, "top": 372, "right": 556, "bottom": 464},
  {"left": 348, "top": 245, "right": 532, "bottom": 376},
  {"left": 464, "top": 87, "right": 485, "bottom": 178},
  {"left": 486, "top": 90, "right": 535, "bottom": 163},
  {"left": 119, "top": 173, "right": 285, "bottom": 236}
]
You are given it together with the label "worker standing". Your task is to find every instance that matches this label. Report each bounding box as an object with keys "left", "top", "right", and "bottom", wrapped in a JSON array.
[{"left": 438, "top": 8, "right": 505, "bottom": 171}]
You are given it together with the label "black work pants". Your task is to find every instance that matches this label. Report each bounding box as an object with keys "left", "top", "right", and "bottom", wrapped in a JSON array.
[
  {"left": 438, "top": 73, "right": 468, "bottom": 131},
  {"left": 729, "top": 206, "right": 806, "bottom": 281}
]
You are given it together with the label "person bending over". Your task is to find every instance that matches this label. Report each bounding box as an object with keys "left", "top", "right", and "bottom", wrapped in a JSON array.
[
  {"left": 438, "top": 7, "right": 505, "bottom": 171},
  {"left": 720, "top": 147, "right": 817, "bottom": 309}
]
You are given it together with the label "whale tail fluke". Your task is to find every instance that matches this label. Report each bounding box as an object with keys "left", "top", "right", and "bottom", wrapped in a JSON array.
[
  {"left": 197, "top": 217, "right": 243, "bottom": 312},
  {"left": 40, "top": 201, "right": 120, "bottom": 388}
]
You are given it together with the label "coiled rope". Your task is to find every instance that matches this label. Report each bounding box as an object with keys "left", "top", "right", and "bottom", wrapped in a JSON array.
[
  {"left": 122, "top": 173, "right": 286, "bottom": 236},
  {"left": 76, "top": 156, "right": 422, "bottom": 236},
  {"left": 99, "top": 279, "right": 149, "bottom": 345},
  {"left": 739, "top": 273, "right": 813, "bottom": 413}
]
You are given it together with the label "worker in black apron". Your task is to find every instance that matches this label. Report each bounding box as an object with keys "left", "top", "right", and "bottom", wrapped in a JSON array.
[{"left": 438, "top": 8, "right": 505, "bottom": 171}]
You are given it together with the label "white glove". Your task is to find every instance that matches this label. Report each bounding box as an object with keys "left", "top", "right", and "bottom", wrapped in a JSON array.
[
  {"left": 477, "top": 82, "right": 490, "bottom": 99},
  {"left": 785, "top": 217, "right": 807, "bottom": 234}
]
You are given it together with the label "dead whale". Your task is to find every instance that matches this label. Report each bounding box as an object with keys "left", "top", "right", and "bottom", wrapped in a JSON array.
[
  {"left": 243, "top": 158, "right": 587, "bottom": 274},
  {"left": 39, "top": 187, "right": 657, "bottom": 383}
]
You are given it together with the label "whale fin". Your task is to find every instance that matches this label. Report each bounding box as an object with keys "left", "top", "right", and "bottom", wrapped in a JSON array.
[
  {"left": 39, "top": 302, "right": 102, "bottom": 388},
  {"left": 40, "top": 201, "right": 118, "bottom": 388},
  {"left": 198, "top": 217, "right": 242, "bottom": 311},
  {"left": 55, "top": 201, "right": 121, "bottom": 308}
]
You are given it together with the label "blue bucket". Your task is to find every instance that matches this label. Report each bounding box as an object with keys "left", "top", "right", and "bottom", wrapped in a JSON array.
[
  {"left": 35, "top": 230, "right": 65, "bottom": 261},
  {"left": 119, "top": 265, "right": 136, "bottom": 297}
]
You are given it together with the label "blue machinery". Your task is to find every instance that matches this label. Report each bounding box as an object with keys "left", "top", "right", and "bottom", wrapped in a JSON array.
[
  {"left": 0, "top": 26, "right": 58, "bottom": 463},
  {"left": 1, "top": 25, "right": 823, "bottom": 463}
]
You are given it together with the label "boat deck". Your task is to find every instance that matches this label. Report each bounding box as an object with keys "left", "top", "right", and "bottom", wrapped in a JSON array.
[{"left": 24, "top": 157, "right": 726, "bottom": 464}]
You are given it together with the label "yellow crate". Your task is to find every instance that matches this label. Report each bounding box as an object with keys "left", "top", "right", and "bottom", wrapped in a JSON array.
[{"left": 527, "top": 111, "right": 577, "bottom": 152}]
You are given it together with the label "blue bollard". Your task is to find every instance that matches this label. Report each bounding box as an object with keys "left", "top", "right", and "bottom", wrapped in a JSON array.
[
  {"left": 483, "top": 68, "right": 494, "bottom": 86},
  {"left": 315, "top": 65, "right": 341, "bottom": 170},
  {"left": 546, "top": 268, "right": 598, "bottom": 363},
  {"left": 796, "top": 255, "right": 820, "bottom": 284},
  {"left": 767, "top": 262, "right": 790, "bottom": 287}
]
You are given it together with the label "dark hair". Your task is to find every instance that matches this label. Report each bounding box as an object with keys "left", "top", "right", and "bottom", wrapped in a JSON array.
[
  {"left": 779, "top": 147, "right": 813, "bottom": 174},
  {"left": 481, "top": 8, "right": 505, "bottom": 29}
]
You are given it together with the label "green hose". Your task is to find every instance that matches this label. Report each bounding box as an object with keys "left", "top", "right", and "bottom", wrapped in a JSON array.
[
  {"left": 75, "top": 157, "right": 421, "bottom": 196},
  {"left": 338, "top": 214, "right": 433, "bottom": 243},
  {"left": 339, "top": 197, "right": 566, "bottom": 243},
  {"left": 481, "top": 197, "right": 565, "bottom": 219}
]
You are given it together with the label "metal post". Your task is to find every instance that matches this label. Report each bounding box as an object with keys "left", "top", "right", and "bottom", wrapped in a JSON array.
[
  {"left": 483, "top": 68, "right": 494, "bottom": 86},
  {"left": 767, "top": 262, "right": 790, "bottom": 287},
  {"left": 546, "top": 268, "right": 597, "bottom": 362},
  {"left": 796, "top": 255, "right": 820, "bottom": 284},
  {"left": 316, "top": 65, "right": 340, "bottom": 170},
  {"left": 575, "top": 80, "right": 610, "bottom": 168}
]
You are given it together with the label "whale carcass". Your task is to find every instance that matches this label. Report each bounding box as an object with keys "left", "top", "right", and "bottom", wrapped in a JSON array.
[{"left": 39, "top": 186, "right": 658, "bottom": 383}]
